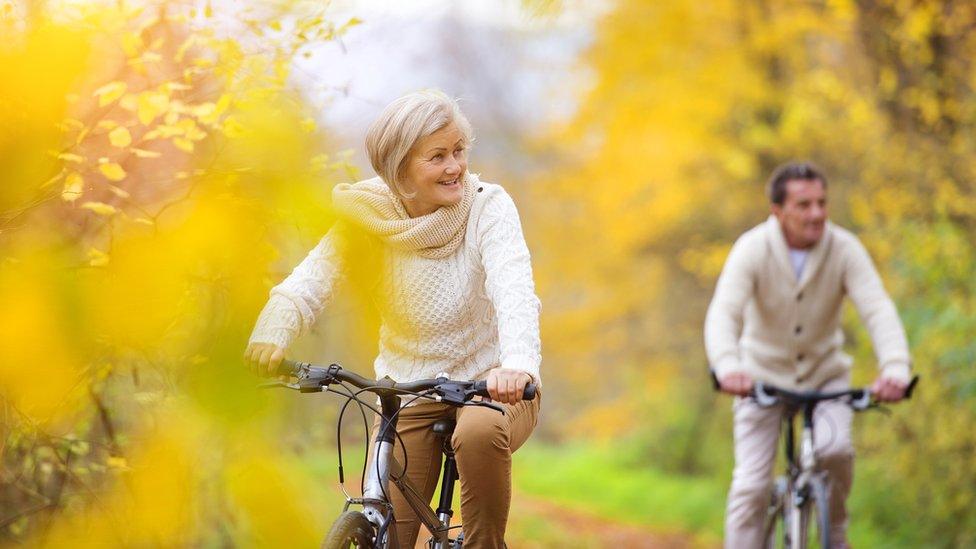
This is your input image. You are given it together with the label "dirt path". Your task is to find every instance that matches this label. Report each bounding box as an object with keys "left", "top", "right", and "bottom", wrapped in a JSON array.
[{"left": 505, "top": 491, "right": 702, "bottom": 548}]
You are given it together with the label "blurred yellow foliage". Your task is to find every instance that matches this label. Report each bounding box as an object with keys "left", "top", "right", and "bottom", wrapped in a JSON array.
[
  {"left": 1, "top": 0, "right": 362, "bottom": 544},
  {"left": 529, "top": 0, "right": 976, "bottom": 542}
]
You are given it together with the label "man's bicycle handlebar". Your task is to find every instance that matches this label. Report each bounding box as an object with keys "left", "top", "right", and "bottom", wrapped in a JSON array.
[
  {"left": 269, "top": 359, "right": 537, "bottom": 405},
  {"left": 710, "top": 370, "right": 919, "bottom": 410}
]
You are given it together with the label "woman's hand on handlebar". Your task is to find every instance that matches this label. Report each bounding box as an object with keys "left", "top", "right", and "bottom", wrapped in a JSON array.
[
  {"left": 486, "top": 368, "right": 532, "bottom": 405},
  {"left": 244, "top": 342, "right": 285, "bottom": 377}
]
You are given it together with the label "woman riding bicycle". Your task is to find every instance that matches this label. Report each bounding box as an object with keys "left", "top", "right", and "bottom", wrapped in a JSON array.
[{"left": 244, "top": 89, "right": 541, "bottom": 549}]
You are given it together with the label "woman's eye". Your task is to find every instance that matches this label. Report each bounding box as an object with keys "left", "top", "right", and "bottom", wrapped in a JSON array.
[{"left": 431, "top": 154, "right": 443, "bottom": 161}]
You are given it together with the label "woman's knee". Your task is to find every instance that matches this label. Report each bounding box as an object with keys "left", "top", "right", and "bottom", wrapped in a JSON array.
[{"left": 452, "top": 413, "right": 510, "bottom": 455}]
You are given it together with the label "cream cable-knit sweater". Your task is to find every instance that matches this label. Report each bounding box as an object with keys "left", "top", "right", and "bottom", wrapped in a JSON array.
[
  {"left": 705, "top": 216, "right": 911, "bottom": 391},
  {"left": 249, "top": 180, "right": 542, "bottom": 385}
]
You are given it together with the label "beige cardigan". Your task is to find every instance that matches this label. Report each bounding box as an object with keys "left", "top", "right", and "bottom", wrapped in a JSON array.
[{"left": 704, "top": 216, "right": 911, "bottom": 390}]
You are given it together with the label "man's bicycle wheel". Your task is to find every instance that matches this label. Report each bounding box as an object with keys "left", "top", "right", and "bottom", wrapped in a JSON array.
[
  {"left": 796, "top": 477, "right": 830, "bottom": 549},
  {"left": 763, "top": 476, "right": 789, "bottom": 548}
]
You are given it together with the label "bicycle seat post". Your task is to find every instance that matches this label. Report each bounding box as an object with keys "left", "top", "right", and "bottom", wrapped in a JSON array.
[{"left": 432, "top": 419, "right": 459, "bottom": 541}]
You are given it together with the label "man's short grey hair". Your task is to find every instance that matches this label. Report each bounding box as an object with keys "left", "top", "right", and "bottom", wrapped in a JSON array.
[{"left": 365, "top": 89, "right": 474, "bottom": 199}]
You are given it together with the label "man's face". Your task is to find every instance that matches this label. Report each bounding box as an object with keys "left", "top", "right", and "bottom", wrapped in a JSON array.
[{"left": 772, "top": 178, "right": 827, "bottom": 249}]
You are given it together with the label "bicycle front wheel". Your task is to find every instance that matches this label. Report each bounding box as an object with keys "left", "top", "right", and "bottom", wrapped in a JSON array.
[
  {"left": 796, "top": 478, "right": 830, "bottom": 549},
  {"left": 322, "top": 511, "right": 377, "bottom": 549}
]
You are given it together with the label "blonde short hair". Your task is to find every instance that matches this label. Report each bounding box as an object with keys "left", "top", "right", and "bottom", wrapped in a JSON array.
[{"left": 365, "top": 89, "right": 474, "bottom": 198}]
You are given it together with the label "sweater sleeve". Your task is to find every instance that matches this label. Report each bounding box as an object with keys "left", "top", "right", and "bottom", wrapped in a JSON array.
[
  {"left": 477, "top": 189, "right": 543, "bottom": 385},
  {"left": 248, "top": 226, "right": 345, "bottom": 349},
  {"left": 843, "top": 236, "right": 911, "bottom": 382},
  {"left": 704, "top": 233, "right": 758, "bottom": 379}
]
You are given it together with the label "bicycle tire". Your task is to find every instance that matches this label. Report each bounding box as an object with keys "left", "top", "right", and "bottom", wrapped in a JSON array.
[
  {"left": 795, "top": 477, "right": 830, "bottom": 549},
  {"left": 806, "top": 477, "right": 831, "bottom": 549},
  {"left": 321, "top": 511, "right": 377, "bottom": 549}
]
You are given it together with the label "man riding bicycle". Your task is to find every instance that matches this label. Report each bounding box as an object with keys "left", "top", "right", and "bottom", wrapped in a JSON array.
[{"left": 704, "top": 161, "right": 913, "bottom": 548}]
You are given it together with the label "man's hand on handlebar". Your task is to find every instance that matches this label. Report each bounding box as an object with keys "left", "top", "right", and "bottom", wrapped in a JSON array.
[
  {"left": 486, "top": 368, "right": 532, "bottom": 405},
  {"left": 244, "top": 342, "right": 285, "bottom": 378},
  {"left": 870, "top": 375, "right": 909, "bottom": 403},
  {"left": 718, "top": 371, "right": 754, "bottom": 397}
]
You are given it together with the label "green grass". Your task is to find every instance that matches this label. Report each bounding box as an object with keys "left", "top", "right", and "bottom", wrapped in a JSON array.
[
  {"left": 512, "top": 441, "right": 923, "bottom": 548},
  {"left": 513, "top": 442, "right": 724, "bottom": 546},
  {"left": 298, "top": 440, "right": 930, "bottom": 547}
]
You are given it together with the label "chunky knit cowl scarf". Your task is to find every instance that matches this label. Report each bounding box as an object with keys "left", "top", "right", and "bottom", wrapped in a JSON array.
[{"left": 331, "top": 173, "right": 478, "bottom": 259}]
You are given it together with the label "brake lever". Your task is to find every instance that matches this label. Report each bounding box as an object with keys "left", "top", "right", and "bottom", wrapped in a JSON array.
[
  {"left": 258, "top": 380, "right": 300, "bottom": 390},
  {"left": 867, "top": 402, "right": 892, "bottom": 415},
  {"left": 465, "top": 400, "right": 506, "bottom": 415}
]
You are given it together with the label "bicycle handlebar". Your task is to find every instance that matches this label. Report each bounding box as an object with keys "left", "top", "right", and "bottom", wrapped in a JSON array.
[
  {"left": 273, "top": 359, "right": 537, "bottom": 403},
  {"left": 753, "top": 376, "right": 919, "bottom": 411},
  {"left": 710, "top": 370, "right": 919, "bottom": 410}
]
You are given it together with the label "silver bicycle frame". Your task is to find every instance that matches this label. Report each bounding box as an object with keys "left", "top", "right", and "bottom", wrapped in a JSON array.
[{"left": 358, "top": 418, "right": 455, "bottom": 548}]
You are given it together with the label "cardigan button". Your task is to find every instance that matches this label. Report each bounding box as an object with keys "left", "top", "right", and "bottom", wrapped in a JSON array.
[
  {"left": 797, "top": 353, "right": 805, "bottom": 361},
  {"left": 797, "top": 292, "right": 803, "bottom": 301},
  {"left": 477, "top": 186, "right": 484, "bottom": 192},
  {"left": 795, "top": 325, "right": 802, "bottom": 335}
]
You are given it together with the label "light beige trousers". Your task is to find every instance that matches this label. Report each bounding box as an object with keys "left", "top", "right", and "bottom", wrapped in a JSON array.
[
  {"left": 369, "top": 394, "right": 540, "bottom": 549},
  {"left": 725, "top": 376, "right": 853, "bottom": 549}
]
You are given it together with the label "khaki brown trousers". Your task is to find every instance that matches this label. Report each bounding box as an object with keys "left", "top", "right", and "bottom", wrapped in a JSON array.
[
  {"left": 725, "top": 376, "right": 853, "bottom": 549},
  {"left": 369, "top": 394, "right": 540, "bottom": 549}
]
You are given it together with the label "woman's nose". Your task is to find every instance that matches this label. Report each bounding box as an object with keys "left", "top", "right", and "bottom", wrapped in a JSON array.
[{"left": 445, "top": 158, "right": 460, "bottom": 175}]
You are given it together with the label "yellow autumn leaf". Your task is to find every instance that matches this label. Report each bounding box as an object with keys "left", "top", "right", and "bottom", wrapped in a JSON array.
[
  {"left": 189, "top": 102, "right": 216, "bottom": 120},
  {"left": 221, "top": 117, "right": 245, "bottom": 138},
  {"left": 106, "top": 456, "right": 129, "bottom": 469},
  {"left": 61, "top": 118, "right": 84, "bottom": 130},
  {"left": 87, "top": 248, "right": 110, "bottom": 267},
  {"left": 175, "top": 35, "right": 196, "bottom": 63},
  {"left": 61, "top": 173, "right": 84, "bottom": 202},
  {"left": 173, "top": 138, "right": 194, "bottom": 152},
  {"left": 108, "top": 126, "right": 132, "bottom": 148},
  {"left": 57, "top": 152, "right": 85, "bottom": 163},
  {"left": 119, "top": 94, "right": 138, "bottom": 111},
  {"left": 99, "top": 162, "right": 127, "bottom": 182},
  {"left": 121, "top": 31, "right": 142, "bottom": 57},
  {"left": 80, "top": 201, "right": 118, "bottom": 216},
  {"left": 137, "top": 91, "right": 170, "bottom": 125},
  {"left": 106, "top": 184, "right": 130, "bottom": 199},
  {"left": 178, "top": 118, "right": 206, "bottom": 140},
  {"left": 93, "top": 81, "right": 127, "bottom": 107},
  {"left": 132, "top": 148, "right": 161, "bottom": 158},
  {"left": 338, "top": 17, "right": 363, "bottom": 33},
  {"left": 300, "top": 117, "right": 316, "bottom": 133},
  {"left": 163, "top": 82, "right": 191, "bottom": 92}
]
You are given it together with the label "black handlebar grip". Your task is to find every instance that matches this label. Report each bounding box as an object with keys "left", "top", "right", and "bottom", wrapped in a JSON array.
[
  {"left": 472, "top": 380, "right": 537, "bottom": 401},
  {"left": 905, "top": 375, "right": 920, "bottom": 399},
  {"left": 709, "top": 370, "right": 721, "bottom": 391},
  {"left": 275, "top": 359, "right": 300, "bottom": 377}
]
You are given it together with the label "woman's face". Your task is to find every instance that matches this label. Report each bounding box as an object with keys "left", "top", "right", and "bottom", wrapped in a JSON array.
[{"left": 400, "top": 122, "right": 468, "bottom": 217}]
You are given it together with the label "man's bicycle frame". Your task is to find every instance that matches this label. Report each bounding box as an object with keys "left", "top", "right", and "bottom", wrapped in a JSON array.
[
  {"left": 714, "top": 373, "right": 918, "bottom": 549},
  {"left": 265, "top": 359, "right": 536, "bottom": 549}
]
